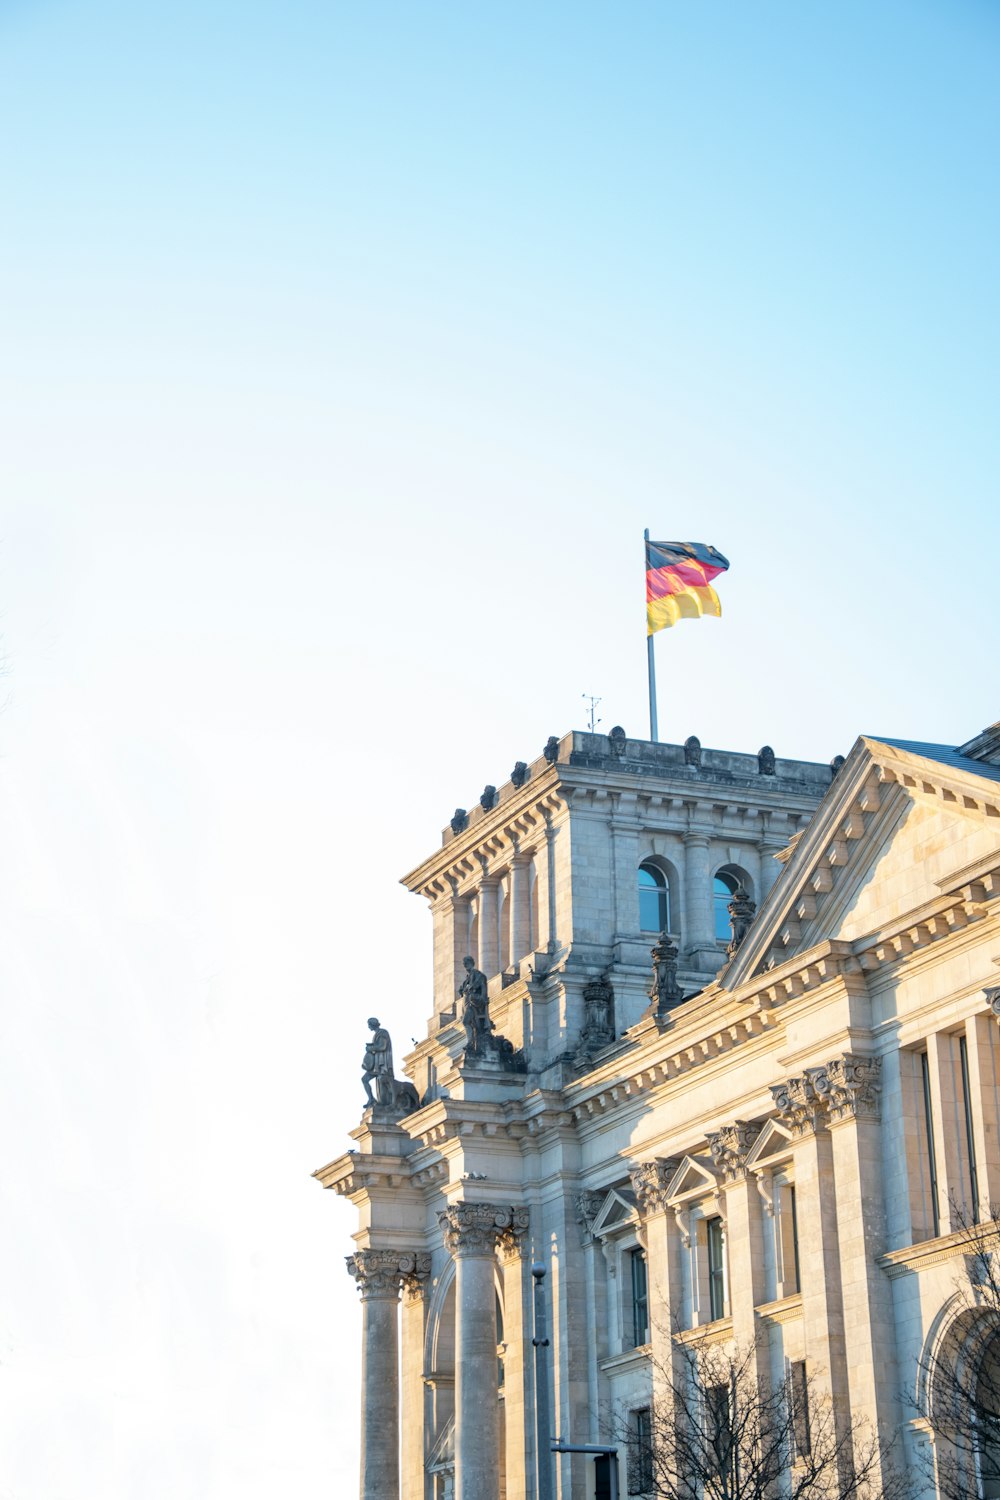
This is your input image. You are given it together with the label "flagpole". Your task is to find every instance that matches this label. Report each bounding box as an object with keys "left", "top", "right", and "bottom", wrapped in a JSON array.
[{"left": 644, "top": 528, "right": 659, "bottom": 742}]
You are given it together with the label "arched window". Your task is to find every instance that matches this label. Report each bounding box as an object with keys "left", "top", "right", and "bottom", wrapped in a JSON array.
[
  {"left": 713, "top": 870, "right": 740, "bottom": 942},
  {"left": 978, "top": 1332, "right": 1000, "bottom": 1498},
  {"left": 639, "top": 862, "right": 671, "bottom": 933}
]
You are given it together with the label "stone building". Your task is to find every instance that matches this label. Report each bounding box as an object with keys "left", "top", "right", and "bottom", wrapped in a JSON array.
[{"left": 315, "top": 721, "right": 1000, "bottom": 1500}]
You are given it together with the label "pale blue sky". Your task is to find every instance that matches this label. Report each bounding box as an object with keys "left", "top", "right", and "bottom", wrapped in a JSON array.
[{"left": 0, "top": 3, "right": 997, "bottom": 1496}]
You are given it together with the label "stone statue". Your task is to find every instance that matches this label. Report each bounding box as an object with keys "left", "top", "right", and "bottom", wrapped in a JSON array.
[
  {"left": 608, "top": 726, "right": 627, "bottom": 759},
  {"left": 830, "top": 755, "right": 846, "bottom": 778},
  {"left": 451, "top": 808, "right": 468, "bottom": 835},
  {"left": 511, "top": 760, "right": 530, "bottom": 788},
  {"left": 649, "top": 932, "right": 683, "bottom": 1015},
  {"left": 575, "top": 970, "right": 616, "bottom": 1069},
  {"left": 361, "top": 1016, "right": 420, "bottom": 1113},
  {"left": 543, "top": 735, "right": 560, "bottom": 764},
  {"left": 458, "top": 955, "right": 493, "bottom": 1055},
  {"left": 362, "top": 1016, "right": 394, "bottom": 1107},
  {"left": 480, "top": 785, "right": 498, "bottom": 811},
  {"left": 726, "top": 886, "right": 757, "bottom": 958},
  {"left": 757, "top": 745, "right": 776, "bottom": 776},
  {"left": 684, "top": 735, "right": 702, "bottom": 768}
]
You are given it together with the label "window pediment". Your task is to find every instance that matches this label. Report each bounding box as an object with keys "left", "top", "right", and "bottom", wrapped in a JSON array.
[
  {"left": 591, "top": 1186, "right": 639, "bottom": 1237},
  {"left": 666, "top": 1154, "right": 719, "bottom": 1202}
]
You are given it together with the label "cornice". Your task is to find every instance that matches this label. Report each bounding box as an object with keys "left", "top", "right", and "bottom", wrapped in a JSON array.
[
  {"left": 880, "top": 1223, "right": 1000, "bottom": 1279},
  {"left": 756, "top": 1292, "right": 803, "bottom": 1326}
]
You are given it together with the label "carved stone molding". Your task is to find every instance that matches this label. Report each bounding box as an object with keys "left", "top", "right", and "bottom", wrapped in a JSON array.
[
  {"left": 674, "top": 1202, "right": 692, "bottom": 1249},
  {"left": 629, "top": 1158, "right": 681, "bottom": 1217},
  {"left": 986, "top": 987, "right": 1000, "bottom": 1023},
  {"left": 813, "top": 1054, "right": 882, "bottom": 1123},
  {"left": 771, "top": 1073, "right": 826, "bottom": 1137},
  {"left": 439, "top": 1203, "right": 529, "bottom": 1259},
  {"left": 497, "top": 1210, "right": 531, "bottom": 1263},
  {"left": 346, "top": 1248, "right": 421, "bottom": 1301},
  {"left": 400, "top": 1252, "right": 433, "bottom": 1301},
  {"left": 575, "top": 1191, "right": 603, "bottom": 1245},
  {"left": 708, "top": 1121, "right": 764, "bottom": 1182}
]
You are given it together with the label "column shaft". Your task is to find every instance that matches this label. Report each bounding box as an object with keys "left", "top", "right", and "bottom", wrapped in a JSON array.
[
  {"left": 478, "top": 880, "right": 500, "bottom": 978},
  {"left": 455, "top": 1251, "right": 500, "bottom": 1500},
  {"left": 360, "top": 1294, "right": 400, "bottom": 1500}
]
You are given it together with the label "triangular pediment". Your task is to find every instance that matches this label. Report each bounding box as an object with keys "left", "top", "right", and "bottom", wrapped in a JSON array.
[
  {"left": 591, "top": 1186, "right": 638, "bottom": 1236},
  {"left": 744, "top": 1118, "right": 794, "bottom": 1170},
  {"left": 666, "top": 1154, "right": 719, "bottom": 1201},
  {"left": 723, "top": 735, "right": 1000, "bottom": 987}
]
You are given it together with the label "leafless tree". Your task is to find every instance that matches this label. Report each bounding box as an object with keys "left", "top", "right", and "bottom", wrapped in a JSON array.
[
  {"left": 615, "top": 1336, "right": 902, "bottom": 1500},
  {"left": 913, "top": 1208, "right": 1000, "bottom": 1500}
]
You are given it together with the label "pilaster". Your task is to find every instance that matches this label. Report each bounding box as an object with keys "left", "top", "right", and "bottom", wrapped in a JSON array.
[{"left": 400, "top": 1255, "right": 433, "bottom": 1500}]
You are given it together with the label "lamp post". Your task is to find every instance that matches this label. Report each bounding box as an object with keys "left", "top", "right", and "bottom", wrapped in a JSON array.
[
  {"left": 531, "top": 1263, "right": 555, "bottom": 1500},
  {"left": 550, "top": 1442, "right": 620, "bottom": 1500}
]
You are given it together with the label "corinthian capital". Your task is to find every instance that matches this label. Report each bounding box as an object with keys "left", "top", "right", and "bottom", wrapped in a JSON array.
[
  {"left": 629, "top": 1159, "right": 680, "bottom": 1217},
  {"left": 438, "top": 1202, "right": 527, "bottom": 1259},
  {"left": 813, "top": 1054, "right": 882, "bottom": 1123},
  {"left": 346, "top": 1248, "right": 416, "bottom": 1300},
  {"left": 771, "top": 1074, "right": 826, "bottom": 1137},
  {"left": 708, "top": 1121, "right": 763, "bottom": 1182}
]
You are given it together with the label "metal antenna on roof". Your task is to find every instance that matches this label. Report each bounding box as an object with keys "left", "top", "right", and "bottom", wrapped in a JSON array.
[{"left": 582, "top": 693, "right": 603, "bottom": 734}]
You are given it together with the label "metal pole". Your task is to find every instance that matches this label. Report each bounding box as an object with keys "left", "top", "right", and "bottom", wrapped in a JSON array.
[
  {"left": 644, "top": 528, "right": 659, "bottom": 743},
  {"left": 532, "top": 1264, "right": 555, "bottom": 1500},
  {"left": 550, "top": 1442, "right": 619, "bottom": 1500}
]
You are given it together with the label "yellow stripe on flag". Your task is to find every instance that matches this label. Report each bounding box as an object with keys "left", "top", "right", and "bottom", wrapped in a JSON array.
[{"left": 646, "top": 584, "right": 721, "bottom": 635}]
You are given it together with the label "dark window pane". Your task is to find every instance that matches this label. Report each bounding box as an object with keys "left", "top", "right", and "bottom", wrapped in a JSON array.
[
  {"left": 707, "top": 1216, "right": 726, "bottom": 1320},
  {"left": 713, "top": 872, "right": 738, "bottom": 942},
  {"left": 639, "top": 863, "right": 670, "bottom": 933},
  {"left": 630, "top": 1248, "right": 649, "bottom": 1346}
]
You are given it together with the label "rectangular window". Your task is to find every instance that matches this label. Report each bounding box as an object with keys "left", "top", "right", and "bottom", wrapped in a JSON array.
[
  {"left": 630, "top": 1248, "right": 649, "bottom": 1347},
  {"left": 777, "top": 1183, "right": 800, "bottom": 1295},
  {"left": 628, "top": 1407, "right": 653, "bottom": 1495},
  {"left": 959, "top": 1033, "right": 981, "bottom": 1224},
  {"left": 921, "top": 1050, "right": 942, "bottom": 1238},
  {"left": 706, "top": 1382, "right": 736, "bottom": 1484},
  {"left": 707, "top": 1216, "right": 726, "bottom": 1321},
  {"left": 789, "top": 1359, "right": 811, "bottom": 1458}
]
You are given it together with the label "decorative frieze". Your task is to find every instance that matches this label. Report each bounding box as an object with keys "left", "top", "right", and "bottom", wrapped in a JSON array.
[
  {"left": 629, "top": 1158, "right": 681, "bottom": 1216},
  {"left": 439, "top": 1202, "right": 530, "bottom": 1259},
  {"left": 813, "top": 1054, "right": 882, "bottom": 1123},
  {"left": 708, "top": 1121, "right": 763, "bottom": 1181},
  {"left": 346, "top": 1248, "right": 422, "bottom": 1301}
]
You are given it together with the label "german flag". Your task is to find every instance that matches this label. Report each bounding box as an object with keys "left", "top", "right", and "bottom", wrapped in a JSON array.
[{"left": 646, "top": 540, "right": 730, "bottom": 635}]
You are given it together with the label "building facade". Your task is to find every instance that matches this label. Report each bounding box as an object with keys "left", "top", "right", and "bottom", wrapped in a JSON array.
[{"left": 315, "top": 722, "right": 1000, "bottom": 1500}]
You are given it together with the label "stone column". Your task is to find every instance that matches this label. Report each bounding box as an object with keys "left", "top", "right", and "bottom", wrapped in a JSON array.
[
  {"left": 682, "top": 830, "right": 715, "bottom": 968},
  {"left": 610, "top": 798, "right": 641, "bottom": 939},
  {"left": 708, "top": 1123, "right": 768, "bottom": 1383},
  {"left": 771, "top": 1076, "right": 851, "bottom": 1449},
  {"left": 347, "top": 1248, "right": 408, "bottom": 1500},
  {"left": 966, "top": 1011, "right": 1000, "bottom": 1211},
  {"left": 400, "top": 1255, "right": 433, "bottom": 1500},
  {"left": 575, "top": 1193, "right": 608, "bottom": 1442},
  {"left": 630, "top": 1160, "right": 683, "bottom": 1408},
  {"left": 498, "top": 1220, "right": 533, "bottom": 1500},
  {"left": 440, "top": 1204, "right": 529, "bottom": 1500},
  {"left": 477, "top": 878, "right": 501, "bottom": 979},
  {"left": 814, "top": 1055, "right": 901, "bottom": 1486},
  {"left": 541, "top": 816, "right": 559, "bottom": 953},
  {"left": 508, "top": 854, "right": 532, "bottom": 971}
]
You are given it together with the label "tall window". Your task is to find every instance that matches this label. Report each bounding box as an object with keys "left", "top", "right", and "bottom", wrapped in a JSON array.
[
  {"left": 959, "top": 1033, "right": 981, "bottom": 1224},
  {"left": 789, "top": 1359, "right": 811, "bottom": 1458},
  {"left": 639, "top": 863, "right": 670, "bottom": 933},
  {"left": 706, "top": 1382, "right": 736, "bottom": 1485},
  {"left": 628, "top": 1407, "right": 654, "bottom": 1495},
  {"left": 920, "top": 1050, "right": 941, "bottom": 1238},
  {"left": 713, "top": 871, "right": 740, "bottom": 942},
  {"left": 630, "top": 1247, "right": 649, "bottom": 1347},
  {"left": 777, "top": 1182, "right": 800, "bottom": 1295},
  {"left": 707, "top": 1216, "right": 727, "bottom": 1320}
]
